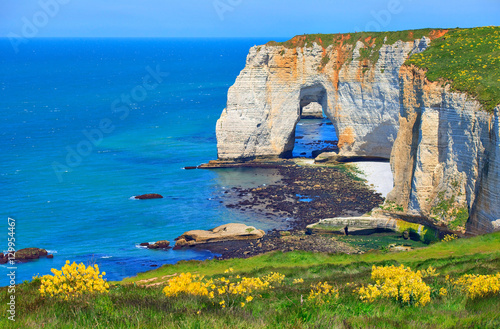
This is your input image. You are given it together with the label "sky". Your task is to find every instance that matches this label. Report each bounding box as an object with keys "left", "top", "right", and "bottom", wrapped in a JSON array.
[{"left": 0, "top": 0, "right": 499, "bottom": 39}]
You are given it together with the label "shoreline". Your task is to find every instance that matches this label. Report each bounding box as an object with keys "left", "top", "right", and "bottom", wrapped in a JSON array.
[{"left": 177, "top": 159, "right": 386, "bottom": 259}]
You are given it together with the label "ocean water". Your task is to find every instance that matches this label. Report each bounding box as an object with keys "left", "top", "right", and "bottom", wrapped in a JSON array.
[{"left": 0, "top": 38, "right": 336, "bottom": 286}]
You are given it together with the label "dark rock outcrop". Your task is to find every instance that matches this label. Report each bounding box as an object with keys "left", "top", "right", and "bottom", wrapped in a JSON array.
[
  {"left": 0, "top": 248, "right": 52, "bottom": 263},
  {"left": 146, "top": 240, "right": 170, "bottom": 249},
  {"left": 135, "top": 194, "right": 163, "bottom": 200}
]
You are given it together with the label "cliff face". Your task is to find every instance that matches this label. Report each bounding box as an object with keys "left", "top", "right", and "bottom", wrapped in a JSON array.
[
  {"left": 387, "top": 66, "right": 500, "bottom": 233},
  {"left": 215, "top": 32, "right": 500, "bottom": 234},
  {"left": 216, "top": 36, "right": 430, "bottom": 160}
]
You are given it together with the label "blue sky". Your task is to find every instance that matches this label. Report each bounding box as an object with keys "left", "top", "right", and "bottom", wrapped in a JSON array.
[{"left": 1, "top": 0, "right": 499, "bottom": 38}]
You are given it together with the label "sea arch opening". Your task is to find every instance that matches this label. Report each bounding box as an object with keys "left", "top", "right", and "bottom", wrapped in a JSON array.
[{"left": 291, "top": 84, "right": 338, "bottom": 158}]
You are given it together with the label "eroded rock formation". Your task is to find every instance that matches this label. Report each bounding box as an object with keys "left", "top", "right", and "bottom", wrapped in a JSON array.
[
  {"left": 387, "top": 65, "right": 500, "bottom": 234},
  {"left": 215, "top": 31, "right": 499, "bottom": 234},
  {"left": 216, "top": 34, "right": 430, "bottom": 160}
]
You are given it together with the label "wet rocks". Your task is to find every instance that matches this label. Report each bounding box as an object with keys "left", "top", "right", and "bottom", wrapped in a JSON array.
[
  {"left": 145, "top": 240, "right": 171, "bottom": 249},
  {"left": 0, "top": 248, "right": 53, "bottom": 263},
  {"left": 224, "top": 164, "right": 384, "bottom": 230},
  {"left": 135, "top": 194, "right": 163, "bottom": 200},
  {"left": 198, "top": 230, "right": 358, "bottom": 259}
]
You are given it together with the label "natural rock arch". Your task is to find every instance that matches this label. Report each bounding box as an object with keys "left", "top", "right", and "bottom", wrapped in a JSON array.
[{"left": 284, "top": 84, "right": 337, "bottom": 158}]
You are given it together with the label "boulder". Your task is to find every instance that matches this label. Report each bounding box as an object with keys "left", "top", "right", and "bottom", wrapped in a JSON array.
[
  {"left": 0, "top": 248, "right": 50, "bottom": 263},
  {"left": 135, "top": 194, "right": 163, "bottom": 200},
  {"left": 174, "top": 223, "right": 265, "bottom": 249},
  {"left": 147, "top": 240, "right": 170, "bottom": 249}
]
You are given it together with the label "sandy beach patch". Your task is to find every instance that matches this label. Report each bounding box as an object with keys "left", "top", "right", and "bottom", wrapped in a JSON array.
[{"left": 351, "top": 162, "right": 393, "bottom": 198}]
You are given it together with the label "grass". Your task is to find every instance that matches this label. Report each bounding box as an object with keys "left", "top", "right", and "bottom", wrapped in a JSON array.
[
  {"left": 267, "top": 28, "right": 437, "bottom": 50},
  {"left": 334, "top": 163, "right": 367, "bottom": 182},
  {"left": 2, "top": 232, "right": 500, "bottom": 328},
  {"left": 267, "top": 28, "right": 443, "bottom": 67},
  {"left": 406, "top": 26, "right": 500, "bottom": 112},
  {"left": 335, "top": 232, "right": 429, "bottom": 251}
]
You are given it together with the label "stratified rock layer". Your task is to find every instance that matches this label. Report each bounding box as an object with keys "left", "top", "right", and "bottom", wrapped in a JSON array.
[
  {"left": 215, "top": 31, "right": 499, "bottom": 234},
  {"left": 216, "top": 36, "right": 430, "bottom": 160},
  {"left": 387, "top": 65, "right": 500, "bottom": 234},
  {"left": 301, "top": 102, "right": 323, "bottom": 119}
]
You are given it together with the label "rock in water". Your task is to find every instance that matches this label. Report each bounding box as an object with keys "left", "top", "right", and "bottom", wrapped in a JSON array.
[
  {"left": 147, "top": 240, "right": 171, "bottom": 249},
  {"left": 0, "top": 248, "right": 51, "bottom": 263},
  {"left": 135, "top": 194, "right": 163, "bottom": 200},
  {"left": 174, "top": 223, "right": 265, "bottom": 249}
]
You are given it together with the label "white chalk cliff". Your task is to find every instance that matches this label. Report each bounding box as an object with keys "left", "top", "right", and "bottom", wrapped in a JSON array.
[{"left": 215, "top": 32, "right": 500, "bottom": 234}]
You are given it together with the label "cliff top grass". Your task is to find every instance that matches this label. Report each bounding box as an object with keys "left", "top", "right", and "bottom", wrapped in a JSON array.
[
  {"left": 406, "top": 26, "right": 500, "bottom": 112},
  {"left": 267, "top": 28, "right": 440, "bottom": 49},
  {"left": 267, "top": 28, "right": 448, "bottom": 66}
]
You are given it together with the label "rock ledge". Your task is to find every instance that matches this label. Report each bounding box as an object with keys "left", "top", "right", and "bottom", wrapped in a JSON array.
[{"left": 174, "top": 223, "right": 265, "bottom": 249}]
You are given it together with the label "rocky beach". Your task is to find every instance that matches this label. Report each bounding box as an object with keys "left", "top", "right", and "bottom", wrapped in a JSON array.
[{"left": 173, "top": 160, "right": 386, "bottom": 259}]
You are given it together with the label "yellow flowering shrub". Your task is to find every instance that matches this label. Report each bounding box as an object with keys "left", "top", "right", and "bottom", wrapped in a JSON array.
[
  {"left": 162, "top": 270, "right": 285, "bottom": 308},
  {"left": 162, "top": 273, "right": 210, "bottom": 297},
  {"left": 307, "top": 281, "right": 339, "bottom": 305},
  {"left": 358, "top": 265, "right": 431, "bottom": 306},
  {"left": 442, "top": 234, "right": 458, "bottom": 242},
  {"left": 419, "top": 266, "right": 440, "bottom": 278},
  {"left": 451, "top": 273, "right": 500, "bottom": 299},
  {"left": 39, "top": 261, "right": 109, "bottom": 299}
]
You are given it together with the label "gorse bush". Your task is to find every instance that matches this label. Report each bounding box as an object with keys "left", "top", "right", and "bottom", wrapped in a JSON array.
[
  {"left": 162, "top": 269, "right": 285, "bottom": 308},
  {"left": 39, "top": 260, "right": 109, "bottom": 299},
  {"left": 419, "top": 265, "right": 440, "bottom": 278},
  {"left": 451, "top": 273, "right": 500, "bottom": 299},
  {"left": 442, "top": 234, "right": 458, "bottom": 242},
  {"left": 162, "top": 272, "right": 209, "bottom": 297},
  {"left": 307, "top": 281, "right": 338, "bottom": 305},
  {"left": 357, "top": 265, "right": 431, "bottom": 306}
]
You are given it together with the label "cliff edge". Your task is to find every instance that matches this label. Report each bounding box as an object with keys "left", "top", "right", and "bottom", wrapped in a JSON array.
[{"left": 215, "top": 27, "right": 500, "bottom": 234}]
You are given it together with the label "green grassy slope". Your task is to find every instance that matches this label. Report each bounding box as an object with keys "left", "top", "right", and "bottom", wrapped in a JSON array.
[
  {"left": 406, "top": 26, "right": 500, "bottom": 112},
  {"left": 2, "top": 232, "right": 499, "bottom": 328}
]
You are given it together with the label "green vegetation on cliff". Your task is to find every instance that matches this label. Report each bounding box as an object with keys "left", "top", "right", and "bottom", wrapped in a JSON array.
[
  {"left": 406, "top": 26, "right": 500, "bottom": 112},
  {"left": 268, "top": 26, "right": 500, "bottom": 112},
  {"left": 267, "top": 28, "right": 443, "bottom": 67},
  {"left": 267, "top": 28, "right": 436, "bottom": 49},
  {"left": 3, "top": 232, "right": 500, "bottom": 328}
]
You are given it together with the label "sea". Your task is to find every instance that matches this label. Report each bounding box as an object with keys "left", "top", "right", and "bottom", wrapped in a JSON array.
[{"left": 0, "top": 38, "right": 337, "bottom": 286}]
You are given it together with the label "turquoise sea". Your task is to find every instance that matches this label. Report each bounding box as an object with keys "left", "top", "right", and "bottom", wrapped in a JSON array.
[{"left": 0, "top": 38, "right": 336, "bottom": 286}]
